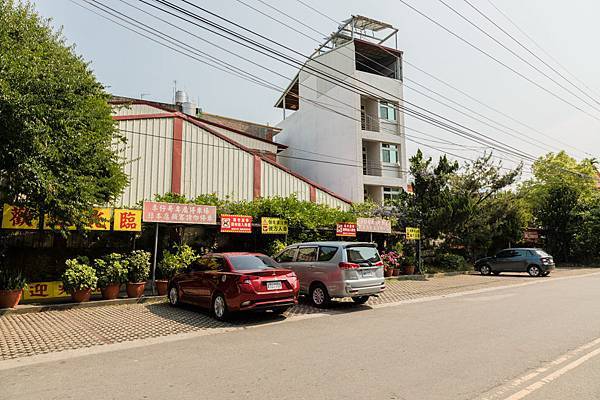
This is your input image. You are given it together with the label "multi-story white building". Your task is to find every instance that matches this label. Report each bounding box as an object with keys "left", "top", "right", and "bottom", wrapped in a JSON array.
[{"left": 273, "top": 16, "right": 407, "bottom": 203}]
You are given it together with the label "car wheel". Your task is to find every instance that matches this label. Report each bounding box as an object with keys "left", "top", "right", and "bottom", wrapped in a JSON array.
[
  {"left": 480, "top": 264, "right": 492, "bottom": 276},
  {"left": 352, "top": 296, "right": 370, "bottom": 305},
  {"left": 528, "top": 265, "right": 542, "bottom": 277},
  {"left": 212, "top": 293, "right": 229, "bottom": 321},
  {"left": 168, "top": 286, "right": 179, "bottom": 306},
  {"left": 309, "top": 283, "right": 330, "bottom": 308},
  {"left": 492, "top": 271, "right": 501, "bottom": 276}
]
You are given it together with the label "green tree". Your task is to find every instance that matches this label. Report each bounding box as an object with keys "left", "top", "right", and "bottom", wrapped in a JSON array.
[
  {"left": 536, "top": 185, "right": 579, "bottom": 261},
  {"left": 0, "top": 1, "right": 127, "bottom": 227}
]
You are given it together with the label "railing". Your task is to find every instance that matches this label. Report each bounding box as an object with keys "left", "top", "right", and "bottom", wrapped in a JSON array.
[{"left": 361, "top": 112, "right": 380, "bottom": 132}]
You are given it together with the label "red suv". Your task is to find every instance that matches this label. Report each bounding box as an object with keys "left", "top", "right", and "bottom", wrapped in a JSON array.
[{"left": 167, "top": 252, "right": 299, "bottom": 320}]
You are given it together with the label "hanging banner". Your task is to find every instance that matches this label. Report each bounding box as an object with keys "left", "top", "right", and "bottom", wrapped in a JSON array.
[
  {"left": 44, "top": 207, "right": 111, "bottom": 231},
  {"left": 2, "top": 204, "right": 39, "bottom": 230},
  {"left": 142, "top": 201, "right": 217, "bottom": 225},
  {"left": 114, "top": 209, "right": 143, "bottom": 231},
  {"left": 406, "top": 227, "right": 421, "bottom": 240},
  {"left": 261, "top": 217, "right": 288, "bottom": 234},
  {"left": 220, "top": 215, "right": 253, "bottom": 233},
  {"left": 356, "top": 217, "right": 392, "bottom": 234},
  {"left": 336, "top": 222, "right": 357, "bottom": 237}
]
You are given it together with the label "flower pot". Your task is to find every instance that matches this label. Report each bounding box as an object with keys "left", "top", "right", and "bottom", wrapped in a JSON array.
[
  {"left": 403, "top": 265, "right": 416, "bottom": 275},
  {"left": 0, "top": 289, "right": 23, "bottom": 309},
  {"left": 71, "top": 288, "right": 92, "bottom": 303},
  {"left": 126, "top": 282, "right": 146, "bottom": 298},
  {"left": 155, "top": 280, "right": 169, "bottom": 296},
  {"left": 100, "top": 283, "right": 121, "bottom": 300},
  {"left": 392, "top": 268, "right": 401, "bottom": 276},
  {"left": 384, "top": 269, "right": 393, "bottom": 277}
]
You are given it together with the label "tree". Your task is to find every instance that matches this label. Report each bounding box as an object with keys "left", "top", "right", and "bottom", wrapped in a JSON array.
[
  {"left": 0, "top": 1, "right": 127, "bottom": 227},
  {"left": 536, "top": 185, "right": 579, "bottom": 262}
]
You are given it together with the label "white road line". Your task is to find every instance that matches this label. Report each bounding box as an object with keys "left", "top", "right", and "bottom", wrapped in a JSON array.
[
  {"left": 480, "top": 337, "right": 600, "bottom": 400},
  {"left": 502, "top": 344, "right": 600, "bottom": 400}
]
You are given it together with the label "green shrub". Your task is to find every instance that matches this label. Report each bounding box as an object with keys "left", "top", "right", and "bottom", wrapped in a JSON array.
[
  {"left": 61, "top": 258, "right": 98, "bottom": 292},
  {"left": 126, "top": 250, "right": 151, "bottom": 283},
  {"left": 94, "top": 253, "right": 128, "bottom": 288},
  {"left": 434, "top": 253, "right": 467, "bottom": 271},
  {"left": 157, "top": 245, "right": 198, "bottom": 280},
  {"left": 0, "top": 269, "right": 27, "bottom": 290}
]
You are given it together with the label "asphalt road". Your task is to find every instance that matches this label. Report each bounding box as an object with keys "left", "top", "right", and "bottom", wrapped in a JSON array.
[{"left": 2, "top": 272, "right": 600, "bottom": 400}]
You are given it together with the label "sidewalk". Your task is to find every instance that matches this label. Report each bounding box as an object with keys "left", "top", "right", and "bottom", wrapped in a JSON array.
[{"left": 1, "top": 268, "right": 596, "bottom": 361}]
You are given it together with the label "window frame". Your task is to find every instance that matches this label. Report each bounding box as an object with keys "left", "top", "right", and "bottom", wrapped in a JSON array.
[
  {"left": 381, "top": 143, "right": 399, "bottom": 164},
  {"left": 296, "top": 246, "right": 318, "bottom": 263},
  {"left": 318, "top": 246, "right": 339, "bottom": 262},
  {"left": 383, "top": 186, "right": 401, "bottom": 201},
  {"left": 275, "top": 247, "right": 297, "bottom": 263},
  {"left": 379, "top": 102, "right": 397, "bottom": 122}
]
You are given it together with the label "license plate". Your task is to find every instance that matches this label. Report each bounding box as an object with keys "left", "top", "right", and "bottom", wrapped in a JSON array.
[
  {"left": 362, "top": 270, "right": 374, "bottom": 278},
  {"left": 266, "top": 281, "right": 282, "bottom": 290}
]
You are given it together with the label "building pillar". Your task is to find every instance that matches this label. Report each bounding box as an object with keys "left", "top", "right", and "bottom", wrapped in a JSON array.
[
  {"left": 253, "top": 155, "right": 261, "bottom": 199},
  {"left": 171, "top": 117, "right": 183, "bottom": 194},
  {"left": 310, "top": 186, "right": 317, "bottom": 203}
]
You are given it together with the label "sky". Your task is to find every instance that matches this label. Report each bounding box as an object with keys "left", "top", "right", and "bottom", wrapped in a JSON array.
[{"left": 33, "top": 0, "right": 600, "bottom": 179}]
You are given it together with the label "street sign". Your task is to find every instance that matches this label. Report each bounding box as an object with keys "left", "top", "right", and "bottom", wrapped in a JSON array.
[
  {"left": 356, "top": 217, "right": 391, "bottom": 233},
  {"left": 2, "top": 204, "right": 39, "bottom": 229},
  {"left": 261, "top": 217, "right": 288, "bottom": 234},
  {"left": 220, "top": 215, "right": 253, "bottom": 233},
  {"left": 142, "top": 201, "right": 217, "bottom": 225},
  {"left": 336, "top": 222, "right": 357, "bottom": 237},
  {"left": 405, "top": 227, "right": 421, "bottom": 240}
]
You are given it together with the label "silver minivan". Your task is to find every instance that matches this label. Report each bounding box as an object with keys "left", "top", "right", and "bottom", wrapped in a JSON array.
[{"left": 274, "top": 241, "right": 385, "bottom": 307}]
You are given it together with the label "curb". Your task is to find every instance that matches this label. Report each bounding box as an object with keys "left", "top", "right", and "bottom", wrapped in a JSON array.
[
  {"left": 386, "top": 270, "right": 472, "bottom": 281},
  {"left": 0, "top": 295, "right": 167, "bottom": 316}
]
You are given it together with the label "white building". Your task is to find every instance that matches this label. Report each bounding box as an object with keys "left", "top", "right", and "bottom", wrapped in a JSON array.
[
  {"left": 273, "top": 16, "right": 407, "bottom": 203},
  {"left": 110, "top": 96, "right": 351, "bottom": 210}
]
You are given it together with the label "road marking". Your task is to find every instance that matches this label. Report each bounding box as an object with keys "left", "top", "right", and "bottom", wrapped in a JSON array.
[
  {"left": 503, "top": 345, "right": 600, "bottom": 400},
  {"left": 461, "top": 293, "right": 515, "bottom": 302},
  {"left": 479, "top": 336, "right": 600, "bottom": 400}
]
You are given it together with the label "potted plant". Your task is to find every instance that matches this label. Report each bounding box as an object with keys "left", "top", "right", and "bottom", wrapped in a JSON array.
[
  {"left": 94, "top": 253, "right": 128, "bottom": 300},
  {"left": 0, "top": 269, "right": 27, "bottom": 309},
  {"left": 125, "top": 250, "right": 150, "bottom": 298},
  {"left": 403, "top": 255, "right": 416, "bottom": 275},
  {"left": 156, "top": 245, "right": 198, "bottom": 295},
  {"left": 380, "top": 251, "right": 400, "bottom": 278},
  {"left": 61, "top": 257, "right": 98, "bottom": 302}
]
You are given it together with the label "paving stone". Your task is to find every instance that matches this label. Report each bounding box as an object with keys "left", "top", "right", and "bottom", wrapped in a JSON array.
[{"left": 0, "top": 269, "right": 595, "bottom": 361}]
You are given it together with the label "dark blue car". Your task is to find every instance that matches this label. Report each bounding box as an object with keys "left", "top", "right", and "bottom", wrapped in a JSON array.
[{"left": 475, "top": 248, "right": 555, "bottom": 277}]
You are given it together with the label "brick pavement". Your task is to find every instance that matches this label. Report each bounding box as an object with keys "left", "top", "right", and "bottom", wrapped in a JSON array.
[{"left": 0, "top": 269, "right": 596, "bottom": 361}]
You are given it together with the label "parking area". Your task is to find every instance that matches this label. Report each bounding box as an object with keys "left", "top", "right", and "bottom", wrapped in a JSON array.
[{"left": 0, "top": 269, "right": 596, "bottom": 361}]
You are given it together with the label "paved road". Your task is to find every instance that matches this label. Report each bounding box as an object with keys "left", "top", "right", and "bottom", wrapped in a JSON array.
[{"left": 2, "top": 272, "right": 600, "bottom": 400}]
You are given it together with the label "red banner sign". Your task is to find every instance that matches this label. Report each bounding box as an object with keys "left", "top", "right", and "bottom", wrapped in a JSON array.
[
  {"left": 220, "top": 215, "right": 253, "bottom": 233},
  {"left": 356, "top": 217, "right": 392, "bottom": 234},
  {"left": 336, "top": 222, "right": 357, "bottom": 237},
  {"left": 142, "top": 201, "right": 217, "bottom": 225}
]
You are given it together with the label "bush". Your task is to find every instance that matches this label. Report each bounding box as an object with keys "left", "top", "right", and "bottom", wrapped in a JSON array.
[
  {"left": 61, "top": 258, "right": 98, "bottom": 292},
  {"left": 0, "top": 269, "right": 27, "bottom": 290},
  {"left": 94, "top": 253, "right": 128, "bottom": 288},
  {"left": 432, "top": 253, "right": 467, "bottom": 272},
  {"left": 157, "top": 245, "right": 198, "bottom": 280},
  {"left": 126, "top": 250, "right": 151, "bottom": 283}
]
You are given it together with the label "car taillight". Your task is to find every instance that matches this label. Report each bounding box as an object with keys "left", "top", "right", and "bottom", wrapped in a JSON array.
[
  {"left": 339, "top": 262, "right": 360, "bottom": 270},
  {"left": 373, "top": 261, "right": 383, "bottom": 267},
  {"left": 238, "top": 275, "right": 257, "bottom": 285}
]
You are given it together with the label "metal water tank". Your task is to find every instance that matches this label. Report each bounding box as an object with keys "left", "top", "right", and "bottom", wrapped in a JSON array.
[
  {"left": 182, "top": 101, "right": 197, "bottom": 116},
  {"left": 175, "top": 90, "right": 188, "bottom": 105}
]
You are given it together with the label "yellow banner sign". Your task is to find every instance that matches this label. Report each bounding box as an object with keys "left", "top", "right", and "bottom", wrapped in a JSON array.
[
  {"left": 113, "top": 209, "right": 142, "bottom": 231},
  {"left": 2, "top": 204, "right": 39, "bottom": 229},
  {"left": 43, "top": 207, "right": 112, "bottom": 231},
  {"left": 261, "top": 217, "right": 288, "bottom": 234},
  {"left": 22, "top": 281, "right": 101, "bottom": 301},
  {"left": 405, "top": 227, "right": 421, "bottom": 240}
]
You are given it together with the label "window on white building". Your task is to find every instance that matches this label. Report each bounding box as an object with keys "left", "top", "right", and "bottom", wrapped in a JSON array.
[
  {"left": 383, "top": 187, "right": 401, "bottom": 201},
  {"left": 381, "top": 143, "right": 399, "bottom": 164},
  {"left": 379, "top": 102, "right": 397, "bottom": 121}
]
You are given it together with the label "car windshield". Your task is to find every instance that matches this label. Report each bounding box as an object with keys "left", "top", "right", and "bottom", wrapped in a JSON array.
[
  {"left": 346, "top": 246, "right": 380, "bottom": 263},
  {"left": 228, "top": 255, "right": 279, "bottom": 271},
  {"left": 534, "top": 249, "right": 551, "bottom": 257}
]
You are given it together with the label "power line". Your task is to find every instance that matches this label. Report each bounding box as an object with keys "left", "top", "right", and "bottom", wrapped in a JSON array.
[
  {"left": 395, "top": 0, "right": 600, "bottom": 123},
  {"left": 290, "top": 0, "right": 595, "bottom": 158},
  {"left": 144, "top": 0, "right": 538, "bottom": 162},
  {"left": 461, "top": 0, "right": 600, "bottom": 107}
]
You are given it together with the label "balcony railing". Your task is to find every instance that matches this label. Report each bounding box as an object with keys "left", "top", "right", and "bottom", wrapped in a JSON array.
[{"left": 361, "top": 112, "right": 380, "bottom": 132}]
